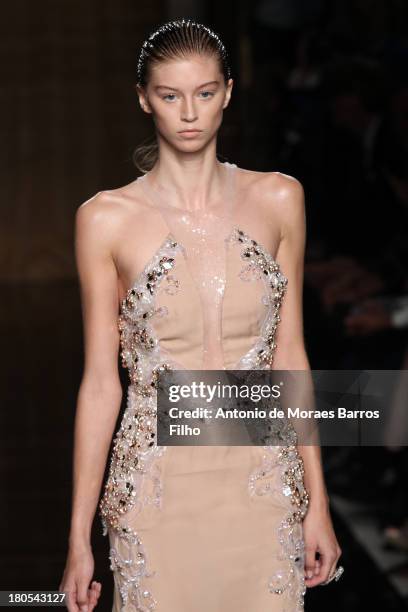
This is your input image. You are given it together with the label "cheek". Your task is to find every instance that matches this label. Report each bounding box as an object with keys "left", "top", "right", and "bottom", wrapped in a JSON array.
[
  {"left": 152, "top": 107, "right": 178, "bottom": 129},
  {"left": 206, "top": 105, "right": 224, "bottom": 131},
  {"left": 201, "top": 101, "right": 224, "bottom": 122}
]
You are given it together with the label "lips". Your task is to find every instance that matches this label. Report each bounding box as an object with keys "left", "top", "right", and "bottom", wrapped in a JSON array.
[{"left": 179, "top": 130, "right": 202, "bottom": 133}]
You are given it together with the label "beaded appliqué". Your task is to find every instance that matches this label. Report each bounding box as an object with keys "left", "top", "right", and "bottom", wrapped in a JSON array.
[
  {"left": 228, "top": 227, "right": 288, "bottom": 370},
  {"left": 109, "top": 542, "right": 157, "bottom": 611},
  {"left": 230, "top": 228, "right": 309, "bottom": 609},
  {"left": 249, "top": 442, "right": 310, "bottom": 610},
  {"left": 99, "top": 234, "right": 183, "bottom": 611}
]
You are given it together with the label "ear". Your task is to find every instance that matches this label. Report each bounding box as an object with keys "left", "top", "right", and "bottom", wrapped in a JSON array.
[
  {"left": 134, "top": 83, "right": 152, "bottom": 115},
  {"left": 223, "top": 78, "right": 233, "bottom": 109}
]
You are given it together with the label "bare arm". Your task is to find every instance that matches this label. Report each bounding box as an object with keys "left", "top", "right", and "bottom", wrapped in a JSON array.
[
  {"left": 69, "top": 193, "right": 123, "bottom": 549},
  {"left": 270, "top": 175, "right": 329, "bottom": 510},
  {"left": 269, "top": 174, "right": 342, "bottom": 587}
]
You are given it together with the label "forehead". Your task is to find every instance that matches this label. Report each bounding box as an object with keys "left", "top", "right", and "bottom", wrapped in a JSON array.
[{"left": 150, "top": 54, "right": 220, "bottom": 86}]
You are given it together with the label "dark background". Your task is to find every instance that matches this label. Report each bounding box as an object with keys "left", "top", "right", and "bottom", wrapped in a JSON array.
[{"left": 1, "top": 1, "right": 407, "bottom": 610}]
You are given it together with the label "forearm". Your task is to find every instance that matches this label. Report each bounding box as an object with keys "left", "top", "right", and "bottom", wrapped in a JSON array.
[{"left": 69, "top": 381, "right": 122, "bottom": 548}]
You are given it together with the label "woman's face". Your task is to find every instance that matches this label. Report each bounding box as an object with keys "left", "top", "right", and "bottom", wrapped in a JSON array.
[{"left": 137, "top": 54, "right": 233, "bottom": 151}]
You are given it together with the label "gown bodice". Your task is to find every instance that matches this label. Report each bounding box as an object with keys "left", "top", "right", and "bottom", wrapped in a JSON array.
[{"left": 117, "top": 161, "right": 288, "bottom": 393}]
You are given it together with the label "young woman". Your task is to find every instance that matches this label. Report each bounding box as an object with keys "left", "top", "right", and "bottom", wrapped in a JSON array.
[{"left": 59, "top": 18, "right": 343, "bottom": 612}]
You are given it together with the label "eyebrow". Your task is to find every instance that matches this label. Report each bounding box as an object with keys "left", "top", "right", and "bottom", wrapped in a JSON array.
[{"left": 155, "top": 80, "right": 220, "bottom": 91}]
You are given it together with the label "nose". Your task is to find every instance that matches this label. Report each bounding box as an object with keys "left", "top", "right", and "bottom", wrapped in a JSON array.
[{"left": 180, "top": 96, "right": 198, "bottom": 122}]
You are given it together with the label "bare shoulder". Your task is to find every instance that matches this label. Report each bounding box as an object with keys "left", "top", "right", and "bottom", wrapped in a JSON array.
[
  {"left": 239, "top": 166, "right": 304, "bottom": 207},
  {"left": 74, "top": 192, "right": 118, "bottom": 257},
  {"left": 75, "top": 179, "right": 149, "bottom": 245},
  {"left": 238, "top": 166, "right": 305, "bottom": 233},
  {"left": 76, "top": 190, "right": 116, "bottom": 225},
  {"left": 76, "top": 180, "right": 145, "bottom": 223}
]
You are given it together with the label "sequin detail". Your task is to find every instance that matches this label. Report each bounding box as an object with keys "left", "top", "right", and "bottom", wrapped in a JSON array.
[
  {"left": 228, "top": 227, "right": 288, "bottom": 369},
  {"left": 109, "top": 542, "right": 157, "bottom": 611},
  {"left": 248, "top": 443, "right": 310, "bottom": 611}
]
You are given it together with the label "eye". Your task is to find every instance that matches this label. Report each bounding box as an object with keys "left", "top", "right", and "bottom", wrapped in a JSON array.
[
  {"left": 161, "top": 91, "right": 215, "bottom": 102},
  {"left": 199, "top": 91, "right": 215, "bottom": 99}
]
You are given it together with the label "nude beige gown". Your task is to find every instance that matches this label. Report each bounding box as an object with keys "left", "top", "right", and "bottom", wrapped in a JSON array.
[{"left": 99, "top": 161, "right": 310, "bottom": 611}]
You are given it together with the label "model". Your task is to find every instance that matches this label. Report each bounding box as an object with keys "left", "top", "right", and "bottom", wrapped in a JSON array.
[{"left": 59, "top": 18, "right": 343, "bottom": 612}]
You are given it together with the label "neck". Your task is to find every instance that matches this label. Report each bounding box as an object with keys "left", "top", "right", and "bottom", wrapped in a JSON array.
[{"left": 139, "top": 160, "right": 236, "bottom": 213}]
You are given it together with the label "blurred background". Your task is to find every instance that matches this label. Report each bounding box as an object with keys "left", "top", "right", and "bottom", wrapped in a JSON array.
[{"left": 1, "top": 0, "right": 407, "bottom": 610}]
